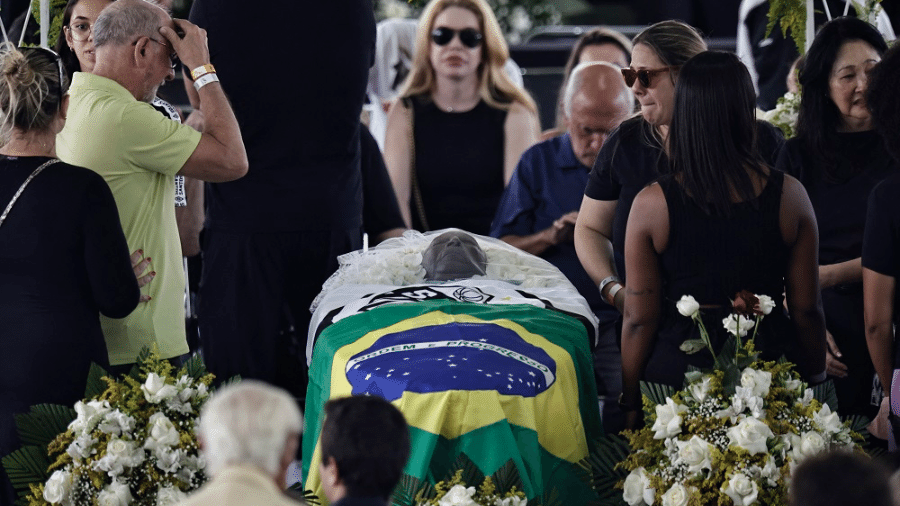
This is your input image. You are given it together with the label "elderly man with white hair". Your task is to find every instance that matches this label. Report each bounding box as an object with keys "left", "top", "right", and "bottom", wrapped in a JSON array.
[
  {"left": 490, "top": 61, "right": 633, "bottom": 432},
  {"left": 177, "top": 381, "right": 303, "bottom": 506}
]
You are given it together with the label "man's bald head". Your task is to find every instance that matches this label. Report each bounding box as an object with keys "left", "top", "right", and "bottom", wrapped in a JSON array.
[
  {"left": 93, "top": 0, "right": 170, "bottom": 48},
  {"left": 563, "top": 62, "right": 634, "bottom": 168}
]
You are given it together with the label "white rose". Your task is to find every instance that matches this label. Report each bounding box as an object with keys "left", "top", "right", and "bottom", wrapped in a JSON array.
[
  {"left": 676, "top": 295, "right": 700, "bottom": 319},
  {"left": 784, "top": 378, "right": 802, "bottom": 393},
  {"left": 98, "top": 410, "right": 136, "bottom": 436},
  {"left": 43, "top": 469, "right": 73, "bottom": 505},
  {"left": 66, "top": 432, "right": 97, "bottom": 461},
  {"left": 97, "top": 480, "right": 132, "bottom": 506},
  {"left": 141, "top": 373, "right": 178, "bottom": 404},
  {"left": 494, "top": 497, "right": 527, "bottom": 506},
  {"left": 790, "top": 431, "right": 826, "bottom": 461},
  {"left": 652, "top": 397, "right": 688, "bottom": 439},
  {"left": 155, "top": 485, "right": 187, "bottom": 506},
  {"left": 727, "top": 417, "right": 774, "bottom": 455},
  {"left": 144, "top": 413, "right": 180, "bottom": 451},
  {"left": 722, "top": 472, "right": 759, "bottom": 506},
  {"left": 756, "top": 294, "right": 776, "bottom": 315},
  {"left": 689, "top": 377, "right": 712, "bottom": 403},
  {"left": 813, "top": 405, "right": 843, "bottom": 434},
  {"left": 661, "top": 483, "right": 690, "bottom": 506},
  {"left": 740, "top": 368, "right": 772, "bottom": 398},
  {"left": 723, "top": 314, "right": 756, "bottom": 337},
  {"left": 68, "top": 400, "right": 110, "bottom": 434},
  {"left": 154, "top": 446, "right": 185, "bottom": 473},
  {"left": 437, "top": 484, "right": 478, "bottom": 506},
  {"left": 676, "top": 436, "right": 713, "bottom": 475},
  {"left": 622, "top": 467, "right": 655, "bottom": 506}
]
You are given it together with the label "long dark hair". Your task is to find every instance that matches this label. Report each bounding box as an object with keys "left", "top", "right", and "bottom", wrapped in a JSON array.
[
  {"left": 867, "top": 44, "right": 900, "bottom": 162},
  {"left": 668, "top": 51, "right": 765, "bottom": 216},
  {"left": 796, "top": 17, "right": 887, "bottom": 180},
  {"left": 54, "top": 0, "right": 85, "bottom": 81}
]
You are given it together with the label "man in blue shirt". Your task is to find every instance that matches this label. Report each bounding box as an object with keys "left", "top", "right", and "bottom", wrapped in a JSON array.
[{"left": 491, "top": 62, "right": 632, "bottom": 431}]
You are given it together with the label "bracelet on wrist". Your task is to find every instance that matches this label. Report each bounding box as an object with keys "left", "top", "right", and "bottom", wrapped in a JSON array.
[
  {"left": 193, "top": 72, "right": 219, "bottom": 91},
  {"left": 598, "top": 275, "right": 621, "bottom": 298},
  {"left": 606, "top": 283, "right": 623, "bottom": 306},
  {"left": 190, "top": 63, "right": 216, "bottom": 81}
]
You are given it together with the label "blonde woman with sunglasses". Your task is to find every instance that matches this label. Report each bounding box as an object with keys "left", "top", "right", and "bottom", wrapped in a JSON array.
[
  {"left": 384, "top": 0, "right": 540, "bottom": 236},
  {"left": 574, "top": 21, "right": 786, "bottom": 316}
]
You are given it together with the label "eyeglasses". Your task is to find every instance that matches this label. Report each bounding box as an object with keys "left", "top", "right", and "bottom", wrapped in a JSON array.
[
  {"left": 136, "top": 36, "right": 179, "bottom": 70},
  {"left": 21, "top": 47, "right": 65, "bottom": 104},
  {"left": 621, "top": 66, "right": 680, "bottom": 88},
  {"left": 431, "top": 27, "right": 483, "bottom": 48},
  {"left": 65, "top": 21, "right": 93, "bottom": 42}
]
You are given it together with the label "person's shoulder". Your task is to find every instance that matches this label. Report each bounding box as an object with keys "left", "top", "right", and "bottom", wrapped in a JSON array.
[{"left": 612, "top": 115, "right": 645, "bottom": 138}]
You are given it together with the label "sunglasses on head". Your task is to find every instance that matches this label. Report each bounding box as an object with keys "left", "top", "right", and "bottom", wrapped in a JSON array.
[
  {"left": 431, "top": 27, "right": 483, "bottom": 48},
  {"left": 621, "top": 65, "right": 680, "bottom": 87},
  {"left": 21, "top": 47, "right": 65, "bottom": 104}
]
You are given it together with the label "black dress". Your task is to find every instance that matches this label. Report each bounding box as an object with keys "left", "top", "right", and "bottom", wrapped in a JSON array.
[
  {"left": 776, "top": 131, "right": 899, "bottom": 417},
  {"left": 584, "top": 116, "right": 785, "bottom": 282},
  {"left": 0, "top": 156, "right": 138, "bottom": 504},
  {"left": 642, "top": 171, "right": 796, "bottom": 387},
  {"left": 410, "top": 95, "right": 507, "bottom": 235}
]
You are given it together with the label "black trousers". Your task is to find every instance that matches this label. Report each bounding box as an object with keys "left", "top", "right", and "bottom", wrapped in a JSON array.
[{"left": 197, "top": 228, "right": 361, "bottom": 399}]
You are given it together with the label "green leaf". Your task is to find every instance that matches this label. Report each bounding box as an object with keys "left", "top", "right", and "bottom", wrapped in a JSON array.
[
  {"left": 679, "top": 339, "right": 706, "bottom": 354},
  {"left": 85, "top": 362, "right": 110, "bottom": 398},
  {"left": 443, "top": 452, "right": 484, "bottom": 490},
  {"left": 489, "top": 458, "right": 524, "bottom": 495},
  {"left": 640, "top": 381, "right": 676, "bottom": 406},
  {"left": 722, "top": 364, "right": 741, "bottom": 397},
  {"left": 393, "top": 474, "right": 429, "bottom": 506},
  {"left": 577, "top": 434, "right": 630, "bottom": 505},
  {"left": 715, "top": 335, "right": 739, "bottom": 368},
  {"left": 181, "top": 352, "right": 208, "bottom": 380},
  {"left": 14, "top": 404, "right": 75, "bottom": 448},
  {"left": 2, "top": 445, "right": 50, "bottom": 493},
  {"left": 812, "top": 380, "right": 838, "bottom": 412}
]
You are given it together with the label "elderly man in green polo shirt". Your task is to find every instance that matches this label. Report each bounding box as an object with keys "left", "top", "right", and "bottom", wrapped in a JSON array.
[{"left": 57, "top": 0, "right": 248, "bottom": 370}]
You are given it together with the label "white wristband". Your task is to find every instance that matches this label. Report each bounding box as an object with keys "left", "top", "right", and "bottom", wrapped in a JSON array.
[{"left": 193, "top": 72, "right": 219, "bottom": 91}]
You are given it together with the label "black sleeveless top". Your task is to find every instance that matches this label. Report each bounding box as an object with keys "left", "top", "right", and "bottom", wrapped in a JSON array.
[
  {"left": 410, "top": 95, "right": 507, "bottom": 235},
  {"left": 643, "top": 170, "right": 796, "bottom": 386}
]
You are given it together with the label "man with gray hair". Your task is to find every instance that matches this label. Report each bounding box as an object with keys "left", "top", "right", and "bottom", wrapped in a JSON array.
[
  {"left": 490, "top": 61, "right": 632, "bottom": 431},
  {"left": 179, "top": 381, "right": 303, "bottom": 506},
  {"left": 56, "top": 0, "right": 248, "bottom": 370}
]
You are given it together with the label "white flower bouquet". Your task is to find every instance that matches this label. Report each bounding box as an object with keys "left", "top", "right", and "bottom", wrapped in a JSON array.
[
  {"left": 761, "top": 91, "right": 800, "bottom": 139},
  {"left": 6, "top": 349, "right": 215, "bottom": 506},
  {"left": 618, "top": 292, "right": 861, "bottom": 506},
  {"left": 415, "top": 470, "right": 526, "bottom": 506}
]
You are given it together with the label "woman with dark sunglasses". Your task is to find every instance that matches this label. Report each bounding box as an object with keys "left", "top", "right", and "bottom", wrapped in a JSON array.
[
  {"left": 619, "top": 51, "right": 825, "bottom": 429},
  {"left": 574, "top": 21, "right": 784, "bottom": 315},
  {"left": 0, "top": 43, "right": 142, "bottom": 504},
  {"left": 383, "top": 0, "right": 540, "bottom": 236}
]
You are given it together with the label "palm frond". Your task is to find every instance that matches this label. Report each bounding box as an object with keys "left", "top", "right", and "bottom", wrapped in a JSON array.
[
  {"left": 812, "top": 380, "right": 838, "bottom": 411},
  {"left": 84, "top": 362, "right": 110, "bottom": 398},
  {"left": 2, "top": 445, "right": 50, "bottom": 493},
  {"left": 640, "top": 381, "right": 676, "bottom": 406},
  {"left": 181, "top": 353, "right": 208, "bottom": 380},
  {"left": 393, "top": 474, "right": 429, "bottom": 506},
  {"left": 444, "top": 452, "right": 484, "bottom": 489},
  {"left": 14, "top": 404, "right": 75, "bottom": 448},
  {"left": 577, "top": 434, "right": 629, "bottom": 505},
  {"left": 489, "top": 459, "right": 524, "bottom": 495}
]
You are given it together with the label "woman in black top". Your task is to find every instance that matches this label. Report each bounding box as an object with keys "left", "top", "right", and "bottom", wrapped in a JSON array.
[
  {"left": 774, "top": 17, "right": 895, "bottom": 419},
  {"left": 862, "top": 43, "right": 900, "bottom": 447},
  {"left": 620, "top": 52, "right": 825, "bottom": 428},
  {"left": 383, "top": 0, "right": 540, "bottom": 236},
  {"left": 0, "top": 45, "right": 142, "bottom": 504},
  {"left": 575, "top": 20, "right": 786, "bottom": 314}
]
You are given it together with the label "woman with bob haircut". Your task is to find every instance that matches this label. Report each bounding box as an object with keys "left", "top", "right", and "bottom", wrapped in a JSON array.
[
  {"left": 620, "top": 51, "right": 825, "bottom": 428},
  {"left": 384, "top": 0, "right": 540, "bottom": 236},
  {"left": 775, "top": 16, "right": 896, "bottom": 419}
]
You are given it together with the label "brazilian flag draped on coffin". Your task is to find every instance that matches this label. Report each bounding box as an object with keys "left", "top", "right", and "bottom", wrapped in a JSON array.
[{"left": 302, "top": 289, "right": 602, "bottom": 503}]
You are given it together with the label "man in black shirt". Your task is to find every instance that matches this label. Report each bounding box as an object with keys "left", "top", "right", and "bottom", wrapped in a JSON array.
[{"left": 188, "top": 1, "right": 376, "bottom": 398}]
